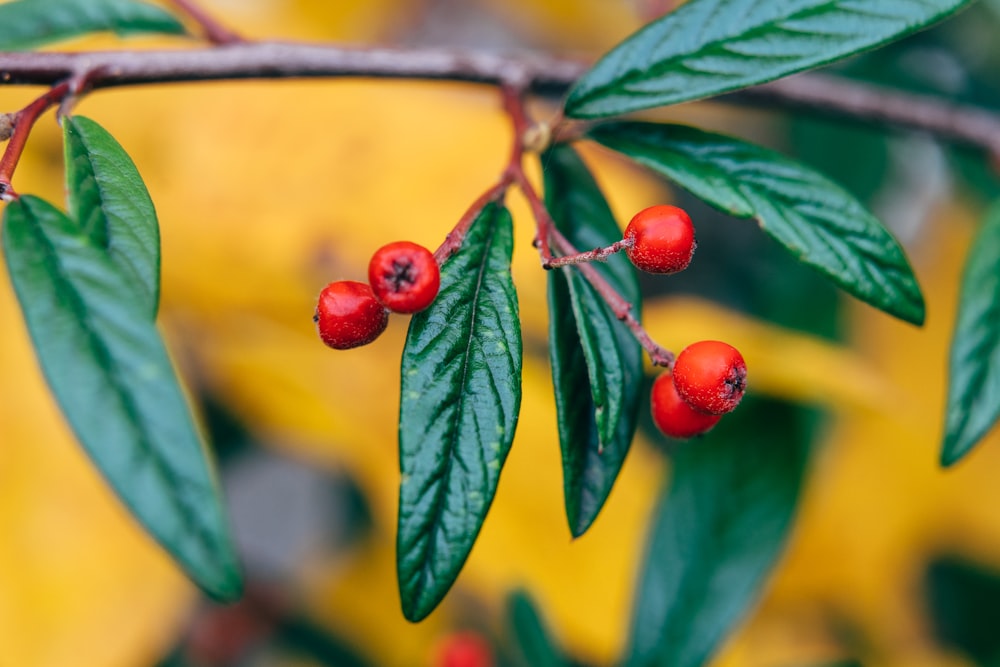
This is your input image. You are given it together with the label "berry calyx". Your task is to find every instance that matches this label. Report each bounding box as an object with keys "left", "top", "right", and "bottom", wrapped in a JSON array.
[
  {"left": 314, "top": 280, "right": 389, "bottom": 350},
  {"left": 435, "top": 631, "right": 494, "bottom": 667},
  {"left": 672, "top": 340, "right": 747, "bottom": 415},
  {"left": 624, "top": 204, "right": 696, "bottom": 274},
  {"left": 650, "top": 371, "right": 722, "bottom": 439},
  {"left": 368, "top": 241, "right": 440, "bottom": 314}
]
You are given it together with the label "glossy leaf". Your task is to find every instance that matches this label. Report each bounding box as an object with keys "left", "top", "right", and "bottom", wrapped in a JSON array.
[
  {"left": 565, "top": 0, "right": 971, "bottom": 118},
  {"left": 507, "top": 590, "right": 566, "bottom": 667},
  {"left": 942, "top": 201, "right": 1000, "bottom": 465},
  {"left": 397, "top": 202, "right": 522, "bottom": 622},
  {"left": 64, "top": 115, "right": 161, "bottom": 318},
  {"left": 591, "top": 122, "right": 925, "bottom": 325},
  {"left": 543, "top": 144, "right": 643, "bottom": 537},
  {"left": 1, "top": 196, "right": 242, "bottom": 601},
  {"left": 626, "top": 398, "right": 810, "bottom": 667},
  {"left": 0, "top": 0, "right": 185, "bottom": 51}
]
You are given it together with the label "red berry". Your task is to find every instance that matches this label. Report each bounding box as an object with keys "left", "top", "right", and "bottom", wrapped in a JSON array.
[
  {"left": 314, "top": 280, "right": 388, "bottom": 349},
  {"left": 650, "top": 371, "right": 722, "bottom": 439},
  {"left": 672, "top": 340, "right": 747, "bottom": 415},
  {"left": 624, "top": 205, "right": 696, "bottom": 274},
  {"left": 368, "top": 241, "right": 440, "bottom": 314},
  {"left": 435, "top": 631, "right": 494, "bottom": 667}
]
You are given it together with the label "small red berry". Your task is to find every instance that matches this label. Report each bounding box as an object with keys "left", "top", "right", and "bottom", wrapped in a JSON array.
[
  {"left": 314, "top": 280, "right": 388, "bottom": 350},
  {"left": 624, "top": 205, "right": 696, "bottom": 274},
  {"left": 672, "top": 340, "right": 747, "bottom": 415},
  {"left": 650, "top": 371, "right": 722, "bottom": 439},
  {"left": 435, "top": 631, "right": 494, "bottom": 667},
  {"left": 368, "top": 241, "right": 441, "bottom": 314}
]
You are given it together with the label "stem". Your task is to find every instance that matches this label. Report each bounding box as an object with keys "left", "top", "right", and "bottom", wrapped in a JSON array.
[
  {"left": 433, "top": 177, "right": 511, "bottom": 265},
  {"left": 0, "top": 82, "right": 71, "bottom": 201},
  {"left": 170, "top": 0, "right": 243, "bottom": 45},
  {"left": 545, "top": 238, "right": 633, "bottom": 268}
]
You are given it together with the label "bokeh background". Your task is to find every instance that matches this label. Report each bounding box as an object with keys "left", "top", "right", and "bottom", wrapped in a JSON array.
[{"left": 3, "top": 1, "right": 1000, "bottom": 665}]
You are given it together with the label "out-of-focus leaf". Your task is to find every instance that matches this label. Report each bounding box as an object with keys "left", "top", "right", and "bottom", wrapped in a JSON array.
[
  {"left": 397, "top": 202, "right": 522, "bottom": 622},
  {"left": 543, "top": 144, "right": 643, "bottom": 537},
  {"left": 564, "top": 0, "right": 971, "bottom": 118},
  {"left": 0, "top": 0, "right": 186, "bottom": 51},
  {"left": 64, "top": 115, "right": 161, "bottom": 318},
  {"left": 942, "top": 201, "right": 1000, "bottom": 465},
  {"left": 507, "top": 590, "right": 566, "bottom": 667},
  {"left": 1, "top": 196, "right": 242, "bottom": 601},
  {"left": 926, "top": 556, "right": 1000, "bottom": 666},
  {"left": 626, "top": 397, "right": 810, "bottom": 667},
  {"left": 591, "top": 122, "right": 925, "bottom": 325}
]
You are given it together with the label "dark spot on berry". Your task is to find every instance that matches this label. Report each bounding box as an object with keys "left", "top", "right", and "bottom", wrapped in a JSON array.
[{"left": 386, "top": 257, "right": 417, "bottom": 292}]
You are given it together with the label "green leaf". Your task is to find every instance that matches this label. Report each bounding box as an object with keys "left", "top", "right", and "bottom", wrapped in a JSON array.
[
  {"left": 543, "top": 144, "right": 643, "bottom": 537},
  {"left": 507, "top": 590, "right": 566, "bottom": 667},
  {"left": 64, "top": 115, "right": 161, "bottom": 318},
  {"left": 942, "top": 201, "right": 1000, "bottom": 466},
  {"left": 397, "top": 202, "right": 522, "bottom": 622},
  {"left": 626, "top": 398, "right": 810, "bottom": 667},
  {"left": 1, "top": 196, "right": 242, "bottom": 601},
  {"left": 591, "top": 122, "right": 925, "bottom": 325},
  {"left": 565, "top": 0, "right": 971, "bottom": 118},
  {"left": 0, "top": 0, "right": 185, "bottom": 51}
]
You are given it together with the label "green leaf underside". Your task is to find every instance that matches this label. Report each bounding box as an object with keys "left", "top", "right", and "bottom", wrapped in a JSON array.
[
  {"left": 508, "top": 590, "right": 566, "bottom": 667},
  {"left": 64, "top": 115, "right": 161, "bottom": 318},
  {"left": 0, "top": 0, "right": 186, "bottom": 51},
  {"left": 1, "top": 196, "right": 241, "bottom": 601},
  {"left": 397, "top": 202, "right": 522, "bottom": 622},
  {"left": 591, "top": 122, "right": 925, "bottom": 325},
  {"left": 565, "top": 0, "right": 972, "bottom": 118},
  {"left": 626, "top": 399, "right": 810, "bottom": 667},
  {"left": 543, "top": 144, "right": 643, "bottom": 537},
  {"left": 942, "top": 201, "right": 1000, "bottom": 465}
]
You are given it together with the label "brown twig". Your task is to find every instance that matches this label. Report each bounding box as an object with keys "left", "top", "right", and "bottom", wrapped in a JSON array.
[{"left": 170, "top": 0, "right": 244, "bottom": 45}]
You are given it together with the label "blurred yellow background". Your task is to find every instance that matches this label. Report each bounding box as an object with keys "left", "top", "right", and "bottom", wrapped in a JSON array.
[{"left": 1, "top": 1, "right": 1000, "bottom": 666}]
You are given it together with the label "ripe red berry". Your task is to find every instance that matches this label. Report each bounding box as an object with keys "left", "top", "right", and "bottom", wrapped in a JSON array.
[
  {"left": 314, "top": 280, "right": 388, "bottom": 350},
  {"left": 368, "top": 241, "right": 440, "bottom": 314},
  {"left": 435, "top": 631, "right": 494, "bottom": 667},
  {"left": 650, "top": 371, "right": 722, "bottom": 439},
  {"left": 672, "top": 340, "right": 747, "bottom": 415},
  {"left": 624, "top": 205, "right": 696, "bottom": 274}
]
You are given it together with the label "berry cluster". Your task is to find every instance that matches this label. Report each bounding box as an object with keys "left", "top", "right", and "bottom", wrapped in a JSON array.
[
  {"left": 314, "top": 241, "right": 440, "bottom": 349},
  {"left": 618, "top": 205, "right": 747, "bottom": 439}
]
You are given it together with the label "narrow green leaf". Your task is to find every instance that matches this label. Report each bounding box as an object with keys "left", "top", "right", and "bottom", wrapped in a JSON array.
[
  {"left": 64, "top": 115, "right": 160, "bottom": 318},
  {"left": 507, "top": 590, "right": 566, "bottom": 667},
  {"left": 942, "top": 201, "right": 1000, "bottom": 466},
  {"left": 397, "top": 202, "right": 522, "bottom": 622},
  {"left": 2, "top": 196, "right": 241, "bottom": 601},
  {"left": 626, "top": 398, "right": 810, "bottom": 667},
  {"left": 543, "top": 144, "right": 643, "bottom": 537},
  {"left": 0, "top": 0, "right": 185, "bottom": 51},
  {"left": 591, "top": 122, "right": 925, "bottom": 325},
  {"left": 565, "top": 0, "right": 971, "bottom": 118}
]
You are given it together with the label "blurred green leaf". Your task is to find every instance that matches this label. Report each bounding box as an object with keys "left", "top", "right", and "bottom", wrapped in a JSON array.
[
  {"left": 507, "top": 590, "right": 566, "bottom": 667},
  {"left": 0, "top": 0, "right": 185, "bottom": 51},
  {"left": 626, "top": 397, "right": 810, "bottom": 667},
  {"left": 64, "top": 115, "right": 161, "bottom": 318},
  {"left": 564, "top": 0, "right": 971, "bottom": 118},
  {"left": 397, "top": 202, "right": 522, "bottom": 622},
  {"left": 926, "top": 556, "right": 1000, "bottom": 666},
  {"left": 942, "top": 200, "right": 1000, "bottom": 465},
  {"left": 1, "top": 195, "right": 242, "bottom": 601},
  {"left": 543, "top": 144, "right": 643, "bottom": 537},
  {"left": 591, "top": 122, "right": 925, "bottom": 325}
]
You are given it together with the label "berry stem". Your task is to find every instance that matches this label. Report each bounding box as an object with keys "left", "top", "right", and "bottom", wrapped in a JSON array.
[
  {"left": 0, "top": 81, "right": 72, "bottom": 202},
  {"left": 544, "top": 237, "right": 634, "bottom": 268},
  {"left": 170, "top": 0, "right": 244, "bottom": 45},
  {"left": 433, "top": 177, "right": 511, "bottom": 265}
]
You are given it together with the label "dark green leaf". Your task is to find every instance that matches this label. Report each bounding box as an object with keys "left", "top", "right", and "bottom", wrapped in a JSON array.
[
  {"left": 626, "top": 398, "right": 810, "bottom": 667},
  {"left": 591, "top": 122, "right": 925, "bottom": 325},
  {"left": 507, "top": 590, "right": 566, "bottom": 667},
  {"left": 926, "top": 556, "right": 1000, "bottom": 665},
  {"left": 565, "top": 0, "right": 971, "bottom": 118},
  {"left": 0, "top": 0, "right": 185, "bottom": 51},
  {"left": 543, "top": 144, "right": 643, "bottom": 537},
  {"left": 397, "top": 202, "right": 522, "bottom": 622},
  {"left": 942, "top": 201, "right": 1000, "bottom": 465},
  {"left": 64, "top": 115, "right": 160, "bottom": 318},
  {"left": 2, "top": 196, "right": 242, "bottom": 601}
]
